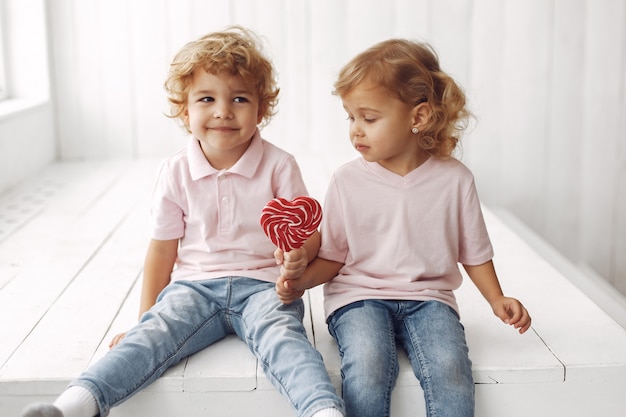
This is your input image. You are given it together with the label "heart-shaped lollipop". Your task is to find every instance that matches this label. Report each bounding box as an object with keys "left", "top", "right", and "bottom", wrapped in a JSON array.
[{"left": 260, "top": 197, "right": 322, "bottom": 252}]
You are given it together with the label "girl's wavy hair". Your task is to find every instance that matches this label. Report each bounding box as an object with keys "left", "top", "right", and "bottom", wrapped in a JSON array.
[
  {"left": 333, "top": 39, "right": 471, "bottom": 157},
  {"left": 164, "top": 26, "right": 279, "bottom": 133}
]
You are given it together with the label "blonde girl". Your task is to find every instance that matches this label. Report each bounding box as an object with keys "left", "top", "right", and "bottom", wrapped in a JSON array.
[{"left": 278, "top": 39, "right": 531, "bottom": 417}]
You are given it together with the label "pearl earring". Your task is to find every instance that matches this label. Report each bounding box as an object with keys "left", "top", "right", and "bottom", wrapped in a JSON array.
[{"left": 412, "top": 127, "right": 419, "bottom": 134}]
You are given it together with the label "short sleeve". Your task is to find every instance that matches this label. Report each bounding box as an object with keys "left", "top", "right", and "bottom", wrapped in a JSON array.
[
  {"left": 318, "top": 175, "right": 349, "bottom": 263},
  {"left": 458, "top": 179, "right": 494, "bottom": 265},
  {"left": 151, "top": 161, "right": 185, "bottom": 240},
  {"left": 271, "top": 154, "right": 309, "bottom": 199}
]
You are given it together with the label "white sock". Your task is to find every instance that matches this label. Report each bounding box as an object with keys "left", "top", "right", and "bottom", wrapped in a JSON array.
[
  {"left": 53, "top": 386, "right": 98, "bottom": 417},
  {"left": 311, "top": 408, "right": 344, "bottom": 417}
]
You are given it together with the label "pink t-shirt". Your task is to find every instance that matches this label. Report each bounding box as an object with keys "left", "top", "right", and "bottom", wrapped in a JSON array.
[
  {"left": 151, "top": 130, "right": 308, "bottom": 283},
  {"left": 319, "top": 156, "right": 494, "bottom": 318}
]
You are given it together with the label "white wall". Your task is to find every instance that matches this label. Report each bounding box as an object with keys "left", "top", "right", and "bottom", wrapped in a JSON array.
[
  {"left": 0, "top": 0, "right": 55, "bottom": 192},
  {"left": 28, "top": 0, "right": 626, "bottom": 297}
]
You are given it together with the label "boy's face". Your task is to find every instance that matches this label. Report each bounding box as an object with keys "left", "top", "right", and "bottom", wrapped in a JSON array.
[{"left": 184, "top": 70, "right": 262, "bottom": 169}]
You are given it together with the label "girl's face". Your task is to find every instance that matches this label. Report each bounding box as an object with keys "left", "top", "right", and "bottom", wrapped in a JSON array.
[
  {"left": 184, "top": 70, "right": 262, "bottom": 169},
  {"left": 341, "top": 82, "right": 429, "bottom": 176}
]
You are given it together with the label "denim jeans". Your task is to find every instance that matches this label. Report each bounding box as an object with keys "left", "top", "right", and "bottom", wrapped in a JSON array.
[
  {"left": 71, "top": 277, "right": 344, "bottom": 417},
  {"left": 328, "top": 299, "right": 474, "bottom": 417}
]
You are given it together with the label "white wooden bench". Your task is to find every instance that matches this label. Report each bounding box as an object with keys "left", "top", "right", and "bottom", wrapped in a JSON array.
[{"left": 1, "top": 160, "right": 626, "bottom": 417}]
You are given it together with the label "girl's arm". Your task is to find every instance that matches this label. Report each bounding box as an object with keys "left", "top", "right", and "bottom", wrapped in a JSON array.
[
  {"left": 463, "top": 260, "right": 531, "bottom": 334},
  {"left": 276, "top": 256, "right": 344, "bottom": 305},
  {"left": 109, "top": 238, "right": 178, "bottom": 348}
]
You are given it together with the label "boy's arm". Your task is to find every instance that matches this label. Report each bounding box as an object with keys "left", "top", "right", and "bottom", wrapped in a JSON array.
[
  {"left": 139, "top": 238, "right": 179, "bottom": 317},
  {"left": 463, "top": 260, "right": 531, "bottom": 334},
  {"left": 109, "top": 238, "right": 178, "bottom": 348}
]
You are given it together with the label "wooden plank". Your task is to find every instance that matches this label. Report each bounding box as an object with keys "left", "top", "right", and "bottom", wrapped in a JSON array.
[
  {"left": 0, "top": 162, "right": 158, "bottom": 385},
  {"left": 90, "top": 271, "right": 142, "bottom": 365},
  {"left": 110, "top": 390, "right": 296, "bottom": 417},
  {"left": 0, "top": 163, "right": 158, "bottom": 378},
  {"left": 472, "top": 378, "right": 626, "bottom": 417},
  {"left": 484, "top": 209, "right": 626, "bottom": 383},
  {"left": 0, "top": 169, "right": 64, "bottom": 243},
  {"left": 183, "top": 336, "right": 257, "bottom": 392},
  {"left": 0, "top": 161, "right": 134, "bottom": 369}
]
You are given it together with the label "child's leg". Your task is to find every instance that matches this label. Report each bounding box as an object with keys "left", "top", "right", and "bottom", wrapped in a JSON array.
[
  {"left": 397, "top": 300, "right": 474, "bottom": 417},
  {"left": 327, "top": 300, "right": 399, "bottom": 417},
  {"left": 230, "top": 278, "right": 345, "bottom": 417},
  {"left": 23, "top": 279, "right": 233, "bottom": 417}
]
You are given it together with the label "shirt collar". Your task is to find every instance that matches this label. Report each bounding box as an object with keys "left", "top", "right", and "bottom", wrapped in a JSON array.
[
  {"left": 187, "top": 129, "right": 263, "bottom": 180},
  {"left": 363, "top": 156, "right": 433, "bottom": 183}
]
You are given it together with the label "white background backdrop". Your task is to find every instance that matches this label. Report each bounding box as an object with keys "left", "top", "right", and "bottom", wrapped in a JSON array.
[{"left": 2, "top": 0, "right": 626, "bottom": 299}]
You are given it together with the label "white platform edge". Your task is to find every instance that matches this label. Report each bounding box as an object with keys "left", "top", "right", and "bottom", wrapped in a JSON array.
[{"left": 490, "top": 208, "right": 626, "bottom": 330}]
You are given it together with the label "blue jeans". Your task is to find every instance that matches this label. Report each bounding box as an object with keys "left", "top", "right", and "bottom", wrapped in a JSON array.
[
  {"left": 328, "top": 299, "right": 474, "bottom": 417},
  {"left": 71, "top": 278, "right": 343, "bottom": 417}
]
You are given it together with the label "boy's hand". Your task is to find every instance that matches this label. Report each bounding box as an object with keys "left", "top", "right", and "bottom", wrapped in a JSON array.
[
  {"left": 274, "top": 247, "right": 308, "bottom": 304},
  {"left": 490, "top": 296, "right": 532, "bottom": 334},
  {"left": 274, "top": 247, "right": 309, "bottom": 280},
  {"left": 109, "top": 331, "right": 127, "bottom": 349}
]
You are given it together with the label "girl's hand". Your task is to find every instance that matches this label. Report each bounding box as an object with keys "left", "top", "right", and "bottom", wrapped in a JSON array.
[
  {"left": 490, "top": 296, "right": 532, "bottom": 334},
  {"left": 109, "top": 331, "right": 127, "bottom": 349},
  {"left": 276, "top": 275, "right": 305, "bottom": 304}
]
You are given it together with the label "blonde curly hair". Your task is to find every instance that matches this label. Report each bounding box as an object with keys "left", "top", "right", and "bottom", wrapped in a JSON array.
[
  {"left": 334, "top": 39, "right": 470, "bottom": 157},
  {"left": 164, "top": 26, "right": 280, "bottom": 133}
]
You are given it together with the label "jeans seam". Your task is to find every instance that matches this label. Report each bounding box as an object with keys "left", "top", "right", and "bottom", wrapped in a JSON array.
[{"left": 404, "top": 320, "right": 437, "bottom": 417}]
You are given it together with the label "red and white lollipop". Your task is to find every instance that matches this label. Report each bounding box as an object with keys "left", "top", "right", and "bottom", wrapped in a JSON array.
[{"left": 260, "top": 197, "right": 322, "bottom": 252}]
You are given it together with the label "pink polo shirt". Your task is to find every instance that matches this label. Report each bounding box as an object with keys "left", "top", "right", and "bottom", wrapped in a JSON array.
[
  {"left": 319, "top": 156, "right": 494, "bottom": 318},
  {"left": 151, "top": 130, "right": 308, "bottom": 283}
]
